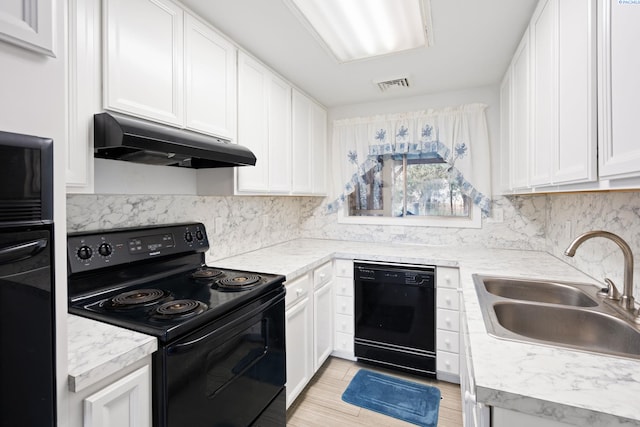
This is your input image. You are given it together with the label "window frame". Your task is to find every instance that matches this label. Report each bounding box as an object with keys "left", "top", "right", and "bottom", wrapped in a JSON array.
[{"left": 338, "top": 154, "right": 482, "bottom": 229}]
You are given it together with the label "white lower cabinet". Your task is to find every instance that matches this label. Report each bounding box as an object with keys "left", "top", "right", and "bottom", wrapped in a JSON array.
[
  {"left": 332, "top": 259, "right": 355, "bottom": 360},
  {"left": 284, "top": 261, "right": 334, "bottom": 408},
  {"left": 284, "top": 274, "right": 313, "bottom": 408},
  {"left": 313, "top": 274, "right": 333, "bottom": 371},
  {"left": 69, "top": 357, "right": 152, "bottom": 427},
  {"left": 84, "top": 365, "right": 151, "bottom": 427},
  {"left": 460, "top": 302, "right": 490, "bottom": 427},
  {"left": 436, "top": 267, "right": 461, "bottom": 384}
]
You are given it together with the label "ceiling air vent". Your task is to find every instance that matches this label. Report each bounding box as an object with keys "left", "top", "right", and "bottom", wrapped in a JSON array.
[{"left": 375, "top": 77, "right": 411, "bottom": 92}]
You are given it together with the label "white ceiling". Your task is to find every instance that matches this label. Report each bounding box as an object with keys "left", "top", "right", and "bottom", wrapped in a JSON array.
[{"left": 180, "top": 0, "right": 538, "bottom": 108}]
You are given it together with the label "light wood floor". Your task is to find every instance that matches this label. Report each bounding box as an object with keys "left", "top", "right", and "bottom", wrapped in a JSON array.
[{"left": 286, "top": 357, "right": 463, "bottom": 426}]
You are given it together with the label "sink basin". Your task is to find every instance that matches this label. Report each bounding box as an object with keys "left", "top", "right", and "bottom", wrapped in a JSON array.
[
  {"left": 493, "top": 302, "right": 640, "bottom": 357},
  {"left": 482, "top": 277, "right": 598, "bottom": 307},
  {"left": 473, "top": 274, "right": 640, "bottom": 360}
]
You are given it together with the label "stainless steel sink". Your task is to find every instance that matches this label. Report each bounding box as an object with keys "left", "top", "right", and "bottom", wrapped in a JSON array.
[
  {"left": 473, "top": 274, "right": 640, "bottom": 360},
  {"left": 482, "top": 277, "right": 598, "bottom": 307}
]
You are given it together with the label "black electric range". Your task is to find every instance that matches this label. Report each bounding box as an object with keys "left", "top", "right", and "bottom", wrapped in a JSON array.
[{"left": 67, "top": 222, "right": 287, "bottom": 427}]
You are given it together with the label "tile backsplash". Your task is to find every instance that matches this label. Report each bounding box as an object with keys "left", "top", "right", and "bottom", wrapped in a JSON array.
[
  {"left": 66, "top": 194, "right": 304, "bottom": 262},
  {"left": 67, "top": 190, "right": 640, "bottom": 300},
  {"left": 545, "top": 191, "right": 640, "bottom": 299}
]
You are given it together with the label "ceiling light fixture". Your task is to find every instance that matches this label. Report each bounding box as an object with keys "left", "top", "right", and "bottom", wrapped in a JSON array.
[{"left": 285, "top": 0, "right": 433, "bottom": 63}]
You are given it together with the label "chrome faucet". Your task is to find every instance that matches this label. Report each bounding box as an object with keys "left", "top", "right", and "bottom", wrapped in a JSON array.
[{"left": 564, "top": 231, "right": 636, "bottom": 312}]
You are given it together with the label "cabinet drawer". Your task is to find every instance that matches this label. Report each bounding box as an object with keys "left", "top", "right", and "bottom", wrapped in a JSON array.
[
  {"left": 334, "top": 259, "right": 353, "bottom": 278},
  {"left": 334, "top": 331, "right": 354, "bottom": 353},
  {"left": 437, "top": 350, "right": 460, "bottom": 375},
  {"left": 335, "top": 295, "right": 354, "bottom": 316},
  {"left": 437, "top": 288, "right": 459, "bottom": 310},
  {"left": 437, "top": 267, "right": 459, "bottom": 289},
  {"left": 334, "top": 313, "right": 354, "bottom": 334},
  {"left": 313, "top": 262, "right": 333, "bottom": 289},
  {"left": 437, "top": 308, "right": 460, "bottom": 332},
  {"left": 285, "top": 274, "right": 311, "bottom": 308},
  {"left": 334, "top": 277, "right": 354, "bottom": 297},
  {"left": 437, "top": 329, "right": 460, "bottom": 353}
]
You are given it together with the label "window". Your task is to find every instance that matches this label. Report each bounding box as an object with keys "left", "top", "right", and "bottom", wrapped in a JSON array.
[{"left": 341, "top": 154, "right": 481, "bottom": 228}]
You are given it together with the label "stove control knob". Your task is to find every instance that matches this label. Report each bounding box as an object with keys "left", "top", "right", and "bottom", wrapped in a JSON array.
[
  {"left": 185, "top": 231, "right": 194, "bottom": 242},
  {"left": 195, "top": 230, "right": 204, "bottom": 241},
  {"left": 77, "top": 245, "right": 93, "bottom": 260},
  {"left": 98, "top": 243, "right": 113, "bottom": 257}
]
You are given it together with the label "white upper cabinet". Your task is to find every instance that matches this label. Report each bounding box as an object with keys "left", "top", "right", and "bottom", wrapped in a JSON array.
[
  {"left": 104, "top": 0, "right": 184, "bottom": 126},
  {"left": 501, "top": 0, "right": 596, "bottom": 192},
  {"left": 598, "top": 0, "right": 640, "bottom": 180},
  {"left": 529, "top": 0, "right": 555, "bottom": 187},
  {"left": 237, "top": 52, "right": 292, "bottom": 194},
  {"left": 292, "top": 89, "right": 327, "bottom": 195},
  {"left": 184, "top": 13, "right": 236, "bottom": 140},
  {"left": 554, "top": 0, "right": 596, "bottom": 184},
  {"left": 103, "top": 0, "right": 237, "bottom": 139},
  {"left": 237, "top": 55, "right": 327, "bottom": 196},
  {"left": 508, "top": 29, "right": 530, "bottom": 190},
  {"left": 0, "top": 0, "right": 55, "bottom": 56}
]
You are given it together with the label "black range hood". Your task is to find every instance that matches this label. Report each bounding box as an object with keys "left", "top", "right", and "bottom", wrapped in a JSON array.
[{"left": 94, "top": 112, "right": 256, "bottom": 168}]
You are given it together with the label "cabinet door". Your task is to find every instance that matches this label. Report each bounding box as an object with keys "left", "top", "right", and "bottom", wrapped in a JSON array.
[
  {"left": 291, "top": 89, "right": 313, "bottom": 194},
  {"left": 311, "top": 103, "right": 328, "bottom": 194},
  {"left": 83, "top": 365, "right": 151, "bottom": 427},
  {"left": 285, "top": 296, "right": 312, "bottom": 408},
  {"left": 268, "top": 75, "right": 292, "bottom": 193},
  {"left": 554, "top": 0, "right": 596, "bottom": 184},
  {"left": 292, "top": 89, "right": 327, "bottom": 195},
  {"left": 529, "top": 0, "right": 556, "bottom": 187},
  {"left": 67, "top": 0, "right": 101, "bottom": 193},
  {"left": 313, "top": 280, "right": 333, "bottom": 371},
  {"left": 103, "top": 0, "right": 184, "bottom": 126},
  {"left": 499, "top": 70, "right": 512, "bottom": 194},
  {"left": 598, "top": 0, "right": 640, "bottom": 180},
  {"left": 510, "top": 29, "right": 530, "bottom": 190},
  {"left": 237, "top": 53, "right": 269, "bottom": 192},
  {"left": 184, "top": 13, "right": 236, "bottom": 139}
]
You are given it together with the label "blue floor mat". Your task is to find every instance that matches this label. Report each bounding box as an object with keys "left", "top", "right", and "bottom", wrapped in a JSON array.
[{"left": 341, "top": 369, "right": 441, "bottom": 427}]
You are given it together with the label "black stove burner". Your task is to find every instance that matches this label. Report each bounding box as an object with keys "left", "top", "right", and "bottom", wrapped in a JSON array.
[
  {"left": 152, "top": 299, "right": 207, "bottom": 319},
  {"left": 105, "top": 288, "right": 169, "bottom": 309},
  {"left": 191, "top": 268, "right": 223, "bottom": 280},
  {"left": 218, "top": 274, "right": 261, "bottom": 291}
]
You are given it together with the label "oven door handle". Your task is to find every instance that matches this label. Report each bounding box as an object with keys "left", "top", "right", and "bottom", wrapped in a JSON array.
[
  {"left": 169, "top": 291, "right": 284, "bottom": 354},
  {"left": 0, "top": 238, "right": 48, "bottom": 265}
]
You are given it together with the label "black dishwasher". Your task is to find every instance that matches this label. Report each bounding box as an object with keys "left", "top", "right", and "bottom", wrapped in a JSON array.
[{"left": 354, "top": 261, "right": 436, "bottom": 377}]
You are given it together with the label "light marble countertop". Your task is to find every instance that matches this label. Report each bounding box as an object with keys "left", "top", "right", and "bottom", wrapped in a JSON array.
[
  {"left": 213, "top": 238, "right": 640, "bottom": 427},
  {"left": 67, "top": 314, "right": 157, "bottom": 393}
]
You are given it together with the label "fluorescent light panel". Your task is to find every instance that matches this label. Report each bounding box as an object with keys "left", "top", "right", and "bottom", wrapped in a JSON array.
[{"left": 289, "top": 0, "right": 430, "bottom": 62}]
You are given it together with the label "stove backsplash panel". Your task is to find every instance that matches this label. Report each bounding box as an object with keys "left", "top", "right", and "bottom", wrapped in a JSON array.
[{"left": 66, "top": 194, "right": 304, "bottom": 262}]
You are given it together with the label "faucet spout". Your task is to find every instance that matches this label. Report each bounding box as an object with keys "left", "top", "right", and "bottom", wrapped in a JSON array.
[{"left": 564, "top": 230, "right": 635, "bottom": 310}]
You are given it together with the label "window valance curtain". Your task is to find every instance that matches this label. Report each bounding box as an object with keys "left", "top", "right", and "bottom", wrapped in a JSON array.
[{"left": 327, "top": 103, "right": 492, "bottom": 217}]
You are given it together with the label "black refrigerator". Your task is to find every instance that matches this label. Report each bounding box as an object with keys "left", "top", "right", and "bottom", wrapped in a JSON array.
[{"left": 0, "top": 130, "right": 56, "bottom": 426}]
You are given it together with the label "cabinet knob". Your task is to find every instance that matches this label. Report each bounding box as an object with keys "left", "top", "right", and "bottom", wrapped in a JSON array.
[
  {"left": 445, "top": 297, "right": 452, "bottom": 305},
  {"left": 296, "top": 288, "right": 303, "bottom": 296},
  {"left": 445, "top": 339, "right": 451, "bottom": 347}
]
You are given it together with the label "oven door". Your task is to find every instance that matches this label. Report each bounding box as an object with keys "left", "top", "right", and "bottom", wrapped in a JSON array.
[{"left": 156, "top": 287, "right": 286, "bottom": 427}]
